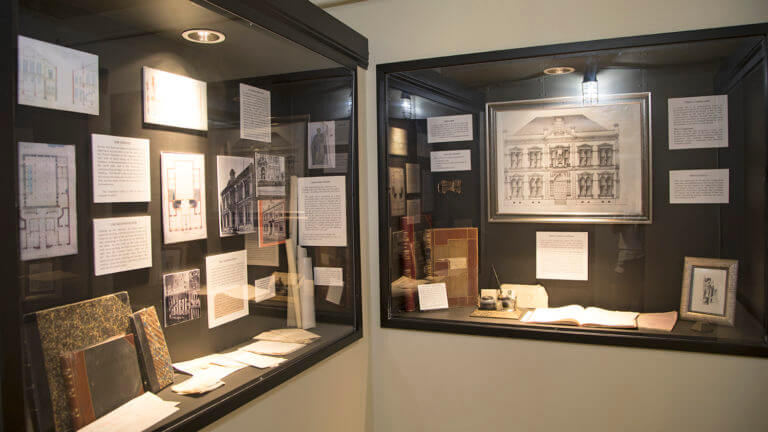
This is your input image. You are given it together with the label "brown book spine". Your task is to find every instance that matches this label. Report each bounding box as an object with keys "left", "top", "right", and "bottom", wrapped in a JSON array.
[{"left": 60, "top": 352, "right": 96, "bottom": 430}]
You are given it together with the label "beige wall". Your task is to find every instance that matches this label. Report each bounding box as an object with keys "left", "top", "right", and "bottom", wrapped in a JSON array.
[
  {"left": 206, "top": 2, "right": 768, "bottom": 431},
  {"left": 324, "top": 1, "right": 768, "bottom": 432}
]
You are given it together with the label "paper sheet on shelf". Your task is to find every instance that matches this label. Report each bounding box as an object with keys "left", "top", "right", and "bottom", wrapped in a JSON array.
[
  {"left": 239, "top": 340, "right": 305, "bottom": 356},
  {"left": 171, "top": 374, "right": 224, "bottom": 395},
  {"left": 77, "top": 392, "right": 178, "bottom": 432},
  {"left": 173, "top": 354, "right": 246, "bottom": 377},
  {"left": 254, "top": 328, "right": 321, "bottom": 344},
  {"left": 222, "top": 350, "right": 286, "bottom": 369}
]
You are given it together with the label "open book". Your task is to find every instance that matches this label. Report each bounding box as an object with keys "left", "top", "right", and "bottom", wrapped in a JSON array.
[{"left": 521, "top": 305, "right": 638, "bottom": 329}]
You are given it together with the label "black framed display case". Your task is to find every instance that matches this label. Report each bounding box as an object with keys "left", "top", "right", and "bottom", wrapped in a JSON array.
[
  {"left": 377, "top": 23, "right": 768, "bottom": 357},
  {"left": 1, "top": 1, "right": 367, "bottom": 431}
]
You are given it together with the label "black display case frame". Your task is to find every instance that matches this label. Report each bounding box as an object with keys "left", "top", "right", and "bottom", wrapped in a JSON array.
[
  {"left": 1, "top": 1, "right": 368, "bottom": 431},
  {"left": 377, "top": 23, "right": 768, "bottom": 358}
]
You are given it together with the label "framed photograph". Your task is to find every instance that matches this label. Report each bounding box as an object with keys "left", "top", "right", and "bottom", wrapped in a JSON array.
[
  {"left": 258, "top": 199, "right": 286, "bottom": 247},
  {"left": 308, "top": 121, "right": 336, "bottom": 169},
  {"left": 487, "top": 92, "right": 652, "bottom": 223},
  {"left": 680, "top": 257, "right": 738, "bottom": 326}
]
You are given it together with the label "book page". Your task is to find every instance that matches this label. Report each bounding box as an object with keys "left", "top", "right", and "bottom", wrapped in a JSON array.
[
  {"left": 581, "top": 307, "right": 638, "bottom": 328},
  {"left": 521, "top": 305, "right": 584, "bottom": 325}
]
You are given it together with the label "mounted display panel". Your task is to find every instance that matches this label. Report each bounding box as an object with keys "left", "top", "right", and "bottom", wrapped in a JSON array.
[
  {"left": 3, "top": 0, "right": 366, "bottom": 431},
  {"left": 377, "top": 24, "right": 768, "bottom": 357}
]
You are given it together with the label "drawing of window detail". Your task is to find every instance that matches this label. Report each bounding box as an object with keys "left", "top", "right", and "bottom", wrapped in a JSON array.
[
  {"left": 578, "top": 145, "right": 593, "bottom": 167},
  {"left": 549, "top": 173, "right": 571, "bottom": 200},
  {"left": 598, "top": 173, "right": 615, "bottom": 198},
  {"left": 578, "top": 173, "right": 594, "bottom": 198},
  {"left": 509, "top": 175, "right": 524, "bottom": 199},
  {"left": 72, "top": 64, "right": 97, "bottom": 109},
  {"left": 529, "top": 175, "right": 544, "bottom": 198},
  {"left": 167, "top": 160, "right": 203, "bottom": 233},
  {"left": 507, "top": 147, "right": 523, "bottom": 169},
  {"left": 528, "top": 148, "right": 542, "bottom": 168},
  {"left": 598, "top": 144, "right": 614, "bottom": 166},
  {"left": 550, "top": 146, "right": 570, "bottom": 168},
  {"left": 20, "top": 49, "right": 57, "bottom": 103}
]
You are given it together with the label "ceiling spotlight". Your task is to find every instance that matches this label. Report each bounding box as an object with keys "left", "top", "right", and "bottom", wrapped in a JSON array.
[
  {"left": 543, "top": 66, "right": 575, "bottom": 75},
  {"left": 181, "top": 29, "right": 226, "bottom": 44}
]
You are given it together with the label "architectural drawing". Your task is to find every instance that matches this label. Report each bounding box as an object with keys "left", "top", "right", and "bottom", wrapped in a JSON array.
[
  {"left": 161, "top": 152, "right": 207, "bottom": 244},
  {"left": 18, "top": 142, "right": 78, "bottom": 261},
  {"left": 492, "top": 98, "right": 647, "bottom": 220},
  {"left": 18, "top": 36, "right": 98, "bottom": 115}
]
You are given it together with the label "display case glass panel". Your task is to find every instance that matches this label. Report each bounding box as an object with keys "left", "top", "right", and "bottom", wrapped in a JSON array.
[
  {"left": 377, "top": 25, "right": 768, "bottom": 356},
  {"left": 5, "top": 0, "right": 364, "bottom": 430}
]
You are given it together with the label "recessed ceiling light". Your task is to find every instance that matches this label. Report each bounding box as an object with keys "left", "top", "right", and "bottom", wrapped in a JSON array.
[
  {"left": 543, "top": 66, "right": 575, "bottom": 75},
  {"left": 181, "top": 29, "right": 226, "bottom": 44}
]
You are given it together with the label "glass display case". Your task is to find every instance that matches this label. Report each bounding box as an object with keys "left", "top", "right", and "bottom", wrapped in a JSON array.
[
  {"left": 2, "top": 1, "right": 366, "bottom": 431},
  {"left": 377, "top": 23, "right": 768, "bottom": 356}
]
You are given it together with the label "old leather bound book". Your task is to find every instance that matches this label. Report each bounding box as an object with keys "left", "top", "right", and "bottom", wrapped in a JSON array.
[
  {"left": 131, "top": 306, "right": 174, "bottom": 392},
  {"left": 60, "top": 333, "right": 144, "bottom": 430},
  {"left": 23, "top": 291, "right": 133, "bottom": 432}
]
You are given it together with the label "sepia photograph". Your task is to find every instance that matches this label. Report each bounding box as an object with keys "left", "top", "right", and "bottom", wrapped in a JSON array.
[
  {"left": 254, "top": 153, "right": 286, "bottom": 196},
  {"left": 487, "top": 93, "right": 651, "bottom": 223},
  {"left": 163, "top": 268, "right": 201, "bottom": 327},
  {"left": 258, "top": 199, "right": 286, "bottom": 247},
  {"left": 389, "top": 167, "right": 405, "bottom": 216},
  {"left": 217, "top": 155, "right": 256, "bottom": 236},
  {"left": 308, "top": 120, "right": 336, "bottom": 169}
]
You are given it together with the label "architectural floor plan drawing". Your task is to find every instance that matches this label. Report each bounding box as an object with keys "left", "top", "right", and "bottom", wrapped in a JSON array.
[
  {"left": 161, "top": 152, "right": 207, "bottom": 244},
  {"left": 18, "top": 142, "right": 78, "bottom": 261}
]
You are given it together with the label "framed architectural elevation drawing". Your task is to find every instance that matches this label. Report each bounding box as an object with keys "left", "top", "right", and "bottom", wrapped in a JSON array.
[{"left": 487, "top": 93, "right": 651, "bottom": 223}]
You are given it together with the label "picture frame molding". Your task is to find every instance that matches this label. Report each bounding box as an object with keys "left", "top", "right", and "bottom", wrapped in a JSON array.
[
  {"left": 486, "top": 92, "right": 653, "bottom": 224},
  {"left": 680, "top": 256, "right": 738, "bottom": 327}
]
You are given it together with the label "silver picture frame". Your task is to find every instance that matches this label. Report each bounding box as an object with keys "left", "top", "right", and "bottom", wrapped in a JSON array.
[
  {"left": 680, "top": 257, "right": 738, "bottom": 327},
  {"left": 487, "top": 92, "right": 652, "bottom": 223}
]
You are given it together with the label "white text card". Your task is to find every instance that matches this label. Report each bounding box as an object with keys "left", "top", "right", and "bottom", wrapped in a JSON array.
[
  {"left": 669, "top": 169, "right": 729, "bottom": 204},
  {"left": 298, "top": 176, "right": 347, "bottom": 247},
  {"left": 536, "top": 232, "right": 588, "bottom": 281},
  {"left": 93, "top": 216, "right": 152, "bottom": 276},
  {"left": 240, "top": 83, "right": 271, "bottom": 142},
  {"left": 427, "top": 114, "right": 473, "bottom": 143},
  {"left": 92, "top": 134, "right": 150, "bottom": 203},
  {"left": 418, "top": 282, "right": 449, "bottom": 311},
  {"left": 430, "top": 150, "right": 471, "bottom": 172},
  {"left": 314, "top": 267, "right": 343, "bottom": 286},
  {"left": 668, "top": 95, "right": 728, "bottom": 150}
]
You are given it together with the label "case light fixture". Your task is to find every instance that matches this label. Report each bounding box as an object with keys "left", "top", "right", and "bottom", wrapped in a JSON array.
[
  {"left": 582, "top": 64, "right": 598, "bottom": 105},
  {"left": 182, "top": 29, "right": 226, "bottom": 44},
  {"left": 543, "top": 66, "right": 575, "bottom": 75}
]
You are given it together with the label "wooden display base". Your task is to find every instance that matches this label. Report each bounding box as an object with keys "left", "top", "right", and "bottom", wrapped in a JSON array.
[{"left": 470, "top": 309, "right": 522, "bottom": 320}]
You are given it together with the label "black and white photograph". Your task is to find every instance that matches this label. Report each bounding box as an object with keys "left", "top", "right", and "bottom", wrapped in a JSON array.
[
  {"left": 254, "top": 153, "right": 286, "bottom": 196},
  {"left": 163, "top": 268, "right": 201, "bottom": 327},
  {"left": 680, "top": 257, "right": 738, "bottom": 326},
  {"left": 217, "top": 155, "right": 256, "bottom": 237},
  {"left": 258, "top": 199, "right": 286, "bottom": 247},
  {"left": 308, "top": 120, "right": 336, "bottom": 169},
  {"left": 488, "top": 93, "right": 651, "bottom": 223}
]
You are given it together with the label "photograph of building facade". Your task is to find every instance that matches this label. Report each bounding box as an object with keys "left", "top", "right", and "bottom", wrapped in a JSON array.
[
  {"left": 503, "top": 114, "right": 619, "bottom": 204},
  {"left": 220, "top": 162, "right": 256, "bottom": 235},
  {"left": 255, "top": 153, "right": 286, "bottom": 196}
]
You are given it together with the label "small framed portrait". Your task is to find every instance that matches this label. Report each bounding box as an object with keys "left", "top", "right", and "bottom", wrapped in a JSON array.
[{"left": 680, "top": 257, "right": 738, "bottom": 326}]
